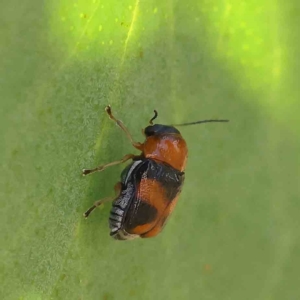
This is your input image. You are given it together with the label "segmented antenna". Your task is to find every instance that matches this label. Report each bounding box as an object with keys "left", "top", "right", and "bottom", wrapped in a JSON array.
[
  {"left": 149, "top": 110, "right": 158, "bottom": 125},
  {"left": 172, "top": 119, "right": 229, "bottom": 126}
]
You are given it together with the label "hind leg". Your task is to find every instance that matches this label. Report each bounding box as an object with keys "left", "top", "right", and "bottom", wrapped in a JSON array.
[
  {"left": 83, "top": 197, "right": 114, "bottom": 218},
  {"left": 83, "top": 182, "right": 122, "bottom": 218}
]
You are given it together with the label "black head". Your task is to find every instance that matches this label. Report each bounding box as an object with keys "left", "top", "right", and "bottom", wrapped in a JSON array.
[
  {"left": 144, "top": 109, "right": 229, "bottom": 137},
  {"left": 144, "top": 124, "right": 180, "bottom": 137}
]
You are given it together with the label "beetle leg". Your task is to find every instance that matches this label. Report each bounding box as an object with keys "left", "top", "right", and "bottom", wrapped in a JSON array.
[
  {"left": 83, "top": 196, "right": 114, "bottom": 218},
  {"left": 82, "top": 153, "right": 135, "bottom": 176},
  {"left": 105, "top": 105, "right": 143, "bottom": 151},
  {"left": 83, "top": 182, "right": 122, "bottom": 218}
]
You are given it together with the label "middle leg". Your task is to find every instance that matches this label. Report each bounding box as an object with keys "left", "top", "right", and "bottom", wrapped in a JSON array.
[{"left": 82, "top": 153, "right": 136, "bottom": 176}]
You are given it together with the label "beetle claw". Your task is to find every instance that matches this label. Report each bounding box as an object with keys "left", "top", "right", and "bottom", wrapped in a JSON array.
[{"left": 82, "top": 169, "right": 92, "bottom": 176}]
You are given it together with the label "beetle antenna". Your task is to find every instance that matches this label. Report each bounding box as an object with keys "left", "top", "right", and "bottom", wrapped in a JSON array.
[
  {"left": 172, "top": 119, "right": 229, "bottom": 126},
  {"left": 149, "top": 110, "right": 158, "bottom": 125}
]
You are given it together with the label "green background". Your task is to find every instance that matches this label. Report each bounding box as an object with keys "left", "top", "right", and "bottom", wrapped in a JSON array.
[{"left": 1, "top": 0, "right": 299, "bottom": 299}]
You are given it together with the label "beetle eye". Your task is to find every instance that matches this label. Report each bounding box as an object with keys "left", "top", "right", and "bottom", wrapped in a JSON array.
[{"left": 144, "top": 126, "right": 155, "bottom": 136}]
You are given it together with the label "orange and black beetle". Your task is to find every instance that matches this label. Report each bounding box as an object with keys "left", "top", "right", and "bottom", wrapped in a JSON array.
[{"left": 83, "top": 106, "right": 228, "bottom": 240}]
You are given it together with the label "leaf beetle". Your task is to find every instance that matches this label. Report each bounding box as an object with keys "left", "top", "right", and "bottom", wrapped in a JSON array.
[{"left": 83, "top": 106, "right": 228, "bottom": 240}]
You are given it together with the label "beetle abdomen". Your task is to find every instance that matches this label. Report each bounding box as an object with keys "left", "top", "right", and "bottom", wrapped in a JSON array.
[
  {"left": 109, "top": 182, "right": 139, "bottom": 240},
  {"left": 109, "top": 159, "right": 184, "bottom": 240},
  {"left": 109, "top": 160, "right": 143, "bottom": 240}
]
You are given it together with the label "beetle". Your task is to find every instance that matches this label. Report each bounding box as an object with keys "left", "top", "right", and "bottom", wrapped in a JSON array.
[{"left": 82, "top": 105, "right": 228, "bottom": 240}]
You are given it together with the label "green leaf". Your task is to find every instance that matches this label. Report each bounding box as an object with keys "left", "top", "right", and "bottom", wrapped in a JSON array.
[{"left": 1, "top": 0, "right": 299, "bottom": 299}]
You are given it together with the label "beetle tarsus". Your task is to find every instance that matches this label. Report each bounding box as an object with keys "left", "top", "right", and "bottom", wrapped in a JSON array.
[
  {"left": 105, "top": 105, "right": 112, "bottom": 116},
  {"left": 82, "top": 169, "right": 92, "bottom": 176},
  {"left": 83, "top": 205, "right": 96, "bottom": 218}
]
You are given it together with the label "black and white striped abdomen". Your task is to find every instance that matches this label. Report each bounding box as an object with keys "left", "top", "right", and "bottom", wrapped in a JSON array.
[
  {"left": 109, "top": 160, "right": 142, "bottom": 240},
  {"left": 109, "top": 206, "right": 124, "bottom": 233}
]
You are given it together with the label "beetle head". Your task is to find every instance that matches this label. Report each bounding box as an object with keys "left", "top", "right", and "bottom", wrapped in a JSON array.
[{"left": 144, "top": 124, "right": 180, "bottom": 137}]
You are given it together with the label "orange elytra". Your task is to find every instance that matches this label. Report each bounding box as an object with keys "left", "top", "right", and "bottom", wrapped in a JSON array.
[{"left": 82, "top": 106, "right": 228, "bottom": 240}]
